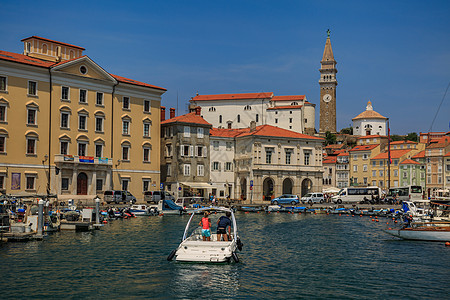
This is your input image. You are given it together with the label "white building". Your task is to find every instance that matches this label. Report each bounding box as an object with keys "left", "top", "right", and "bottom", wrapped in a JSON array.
[
  {"left": 189, "top": 92, "right": 316, "bottom": 135},
  {"left": 352, "top": 101, "right": 388, "bottom": 136}
]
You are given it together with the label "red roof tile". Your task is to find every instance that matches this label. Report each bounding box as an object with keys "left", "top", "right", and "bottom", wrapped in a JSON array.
[
  {"left": 267, "top": 105, "right": 303, "bottom": 110},
  {"left": 337, "top": 152, "right": 349, "bottom": 156},
  {"left": 445, "top": 152, "right": 450, "bottom": 157},
  {"left": 271, "top": 95, "right": 305, "bottom": 101},
  {"left": 349, "top": 144, "right": 379, "bottom": 152},
  {"left": 0, "top": 50, "right": 54, "bottom": 68},
  {"left": 324, "top": 144, "right": 344, "bottom": 149},
  {"left": 390, "top": 140, "right": 417, "bottom": 145},
  {"left": 400, "top": 159, "right": 421, "bottom": 165},
  {"left": 372, "top": 149, "right": 412, "bottom": 160},
  {"left": 110, "top": 74, "right": 166, "bottom": 91},
  {"left": 210, "top": 128, "right": 249, "bottom": 138},
  {"left": 238, "top": 124, "right": 323, "bottom": 140},
  {"left": 412, "top": 150, "right": 425, "bottom": 158},
  {"left": 21, "top": 36, "right": 85, "bottom": 50},
  {"left": 161, "top": 112, "right": 212, "bottom": 126},
  {"left": 323, "top": 156, "right": 337, "bottom": 164},
  {"left": 191, "top": 92, "right": 273, "bottom": 101}
]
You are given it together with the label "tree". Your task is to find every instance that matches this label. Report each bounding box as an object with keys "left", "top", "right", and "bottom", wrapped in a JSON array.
[
  {"left": 390, "top": 134, "right": 403, "bottom": 142},
  {"left": 405, "top": 132, "right": 418, "bottom": 142},
  {"left": 340, "top": 127, "right": 353, "bottom": 135},
  {"left": 325, "top": 131, "right": 337, "bottom": 145}
]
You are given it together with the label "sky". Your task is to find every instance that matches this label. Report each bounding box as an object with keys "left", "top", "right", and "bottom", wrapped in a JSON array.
[{"left": 1, "top": 0, "right": 449, "bottom": 135}]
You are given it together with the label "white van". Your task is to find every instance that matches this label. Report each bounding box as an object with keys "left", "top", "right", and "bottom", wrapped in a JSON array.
[
  {"left": 301, "top": 193, "right": 325, "bottom": 204},
  {"left": 332, "top": 187, "right": 381, "bottom": 204}
]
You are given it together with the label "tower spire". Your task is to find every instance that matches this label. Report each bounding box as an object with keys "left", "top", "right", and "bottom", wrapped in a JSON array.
[{"left": 322, "top": 29, "right": 335, "bottom": 63}]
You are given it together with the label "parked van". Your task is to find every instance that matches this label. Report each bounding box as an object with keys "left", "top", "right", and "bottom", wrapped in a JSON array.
[
  {"left": 301, "top": 193, "right": 325, "bottom": 204},
  {"left": 104, "top": 190, "right": 137, "bottom": 204},
  {"left": 332, "top": 187, "right": 381, "bottom": 204},
  {"left": 144, "top": 191, "right": 175, "bottom": 204}
]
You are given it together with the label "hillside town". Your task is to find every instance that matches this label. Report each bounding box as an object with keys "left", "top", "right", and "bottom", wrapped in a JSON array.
[{"left": 0, "top": 34, "right": 449, "bottom": 205}]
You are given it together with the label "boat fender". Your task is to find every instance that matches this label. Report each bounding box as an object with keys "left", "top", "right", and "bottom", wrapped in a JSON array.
[
  {"left": 167, "top": 249, "right": 177, "bottom": 261},
  {"left": 237, "top": 238, "right": 243, "bottom": 251},
  {"left": 232, "top": 252, "right": 239, "bottom": 263}
]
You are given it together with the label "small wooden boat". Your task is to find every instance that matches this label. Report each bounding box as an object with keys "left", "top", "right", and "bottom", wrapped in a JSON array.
[{"left": 384, "top": 222, "right": 450, "bottom": 241}]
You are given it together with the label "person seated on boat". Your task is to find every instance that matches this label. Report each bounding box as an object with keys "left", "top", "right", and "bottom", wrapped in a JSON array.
[
  {"left": 217, "top": 212, "right": 232, "bottom": 241},
  {"left": 199, "top": 211, "right": 211, "bottom": 241}
]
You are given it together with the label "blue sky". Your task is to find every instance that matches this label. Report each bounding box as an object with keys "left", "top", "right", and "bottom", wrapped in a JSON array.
[{"left": 1, "top": 0, "right": 449, "bottom": 134}]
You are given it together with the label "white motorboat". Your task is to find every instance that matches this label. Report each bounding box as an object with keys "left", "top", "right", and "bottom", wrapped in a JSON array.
[
  {"left": 167, "top": 206, "right": 243, "bottom": 263},
  {"left": 384, "top": 222, "right": 450, "bottom": 242},
  {"left": 129, "top": 204, "right": 157, "bottom": 216}
]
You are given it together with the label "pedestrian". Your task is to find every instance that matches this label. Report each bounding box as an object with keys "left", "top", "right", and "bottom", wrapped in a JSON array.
[
  {"left": 217, "top": 211, "right": 232, "bottom": 241},
  {"left": 199, "top": 211, "right": 211, "bottom": 241}
]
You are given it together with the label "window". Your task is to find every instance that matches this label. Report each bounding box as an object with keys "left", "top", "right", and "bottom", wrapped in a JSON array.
[
  {"left": 353, "top": 154, "right": 358, "bottom": 161},
  {"left": 26, "top": 176, "right": 35, "bottom": 190},
  {"left": 379, "top": 180, "right": 384, "bottom": 187},
  {"left": 143, "top": 100, "right": 151, "bottom": 113},
  {"left": 28, "top": 81, "right": 37, "bottom": 96},
  {"left": 438, "top": 176, "right": 442, "bottom": 184},
  {"left": 165, "top": 144, "right": 172, "bottom": 157},
  {"left": 96, "top": 92, "right": 103, "bottom": 105},
  {"left": 237, "top": 115, "right": 240, "bottom": 123},
  {"left": 121, "top": 179, "right": 129, "bottom": 191},
  {"left": 197, "top": 127, "right": 204, "bottom": 138},
  {"left": 27, "top": 138, "right": 36, "bottom": 155},
  {"left": 394, "top": 180, "right": 399, "bottom": 187},
  {"left": 42, "top": 44, "right": 48, "bottom": 54},
  {"left": 394, "top": 170, "right": 398, "bottom": 177},
  {"left": 122, "top": 120, "right": 130, "bottom": 135},
  {"left": 61, "top": 112, "right": 69, "bottom": 128},
  {"left": 219, "top": 115, "right": 222, "bottom": 123},
  {"left": 379, "top": 170, "right": 383, "bottom": 176},
  {"left": 79, "top": 89, "right": 87, "bottom": 103},
  {"left": 0, "top": 76, "right": 6, "bottom": 91},
  {"left": 394, "top": 160, "right": 398, "bottom": 166},
  {"left": 226, "top": 142, "right": 232, "bottom": 151},
  {"left": 122, "top": 146, "right": 130, "bottom": 161},
  {"left": 363, "top": 177, "right": 368, "bottom": 185},
  {"left": 79, "top": 115, "right": 87, "bottom": 130},
  {"left": 166, "top": 164, "right": 172, "bottom": 176},
  {"left": 256, "top": 114, "right": 259, "bottom": 123},
  {"left": 353, "top": 165, "right": 358, "bottom": 172},
  {"left": 372, "top": 161, "right": 376, "bottom": 167},
  {"left": 403, "top": 171, "right": 407, "bottom": 178},
  {"left": 225, "top": 162, "right": 233, "bottom": 171},
  {"left": 196, "top": 145, "right": 204, "bottom": 157},
  {"left": 213, "top": 141, "right": 219, "bottom": 151},
  {"left": 180, "top": 145, "right": 190, "bottom": 157},
  {"left": 212, "top": 162, "right": 220, "bottom": 171},
  {"left": 275, "top": 118, "right": 278, "bottom": 124},
  {"left": 363, "top": 154, "right": 368, "bottom": 160},
  {"left": 184, "top": 164, "right": 191, "bottom": 176},
  {"left": 244, "top": 105, "right": 251, "bottom": 111},
  {"left": 197, "top": 164, "right": 204, "bottom": 176},
  {"left": 143, "top": 147, "right": 151, "bottom": 162},
  {"left": 372, "top": 180, "right": 376, "bottom": 186},
  {"left": 60, "top": 141, "right": 68, "bottom": 155},
  {"left": 184, "top": 126, "right": 190, "bottom": 137},
  {"left": 61, "top": 178, "right": 69, "bottom": 190},
  {"left": 62, "top": 86, "right": 69, "bottom": 100},
  {"left": 286, "top": 150, "right": 292, "bottom": 165},
  {"left": 78, "top": 143, "right": 87, "bottom": 156},
  {"left": 380, "top": 161, "right": 383, "bottom": 166},
  {"left": 0, "top": 136, "right": 5, "bottom": 153},
  {"left": 266, "top": 148, "right": 273, "bottom": 164},
  {"left": 427, "top": 175, "right": 431, "bottom": 184},
  {"left": 304, "top": 151, "right": 311, "bottom": 166},
  {"left": 95, "top": 144, "right": 103, "bottom": 157},
  {"left": 96, "top": 179, "right": 103, "bottom": 191},
  {"left": 95, "top": 117, "right": 103, "bottom": 132},
  {"left": 143, "top": 122, "right": 150, "bottom": 137},
  {"left": 123, "top": 96, "right": 130, "bottom": 109},
  {"left": 142, "top": 179, "right": 150, "bottom": 192},
  {"left": 289, "top": 118, "right": 292, "bottom": 123},
  {"left": 0, "top": 105, "right": 6, "bottom": 122},
  {"left": 209, "top": 107, "right": 216, "bottom": 112},
  {"left": 27, "top": 108, "right": 36, "bottom": 125},
  {"left": 372, "top": 170, "right": 376, "bottom": 177},
  {"left": 363, "top": 164, "right": 368, "bottom": 171}
]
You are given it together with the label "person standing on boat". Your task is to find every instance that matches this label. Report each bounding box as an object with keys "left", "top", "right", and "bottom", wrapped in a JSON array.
[
  {"left": 199, "top": 211, "right": 212, "bottom": 241},
  {"left": 217, "top": 211, "right": 232, "bottom": 241}
]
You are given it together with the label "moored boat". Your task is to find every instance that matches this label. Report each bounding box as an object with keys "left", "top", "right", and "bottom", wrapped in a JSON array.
[{"left": 384, "top": 221, "right": 450, "bottom": 242}]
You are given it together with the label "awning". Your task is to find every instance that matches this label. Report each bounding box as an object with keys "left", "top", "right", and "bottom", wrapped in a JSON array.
[{"left": 180, "top": 182, "right": 213, "bottom": 189}]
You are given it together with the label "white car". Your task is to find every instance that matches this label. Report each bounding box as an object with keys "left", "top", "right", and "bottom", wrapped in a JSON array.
[{"left": 301, "top": 193, "right": 325, "bottom": 204}]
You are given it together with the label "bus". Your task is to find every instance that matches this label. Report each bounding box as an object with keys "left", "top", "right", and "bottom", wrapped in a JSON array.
[
  {"left": 332, "top": 187, "right": 381, "bottom": 204},
  {"left": 387, "top": 185, "right": 424, "bottom": 203}
]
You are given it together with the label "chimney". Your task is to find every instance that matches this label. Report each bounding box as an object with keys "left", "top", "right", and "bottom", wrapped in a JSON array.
[
  {"left": 169, "top": 108, "right": 176, "bottom": 119},
  {"left": 160, "top": 106, "right": 166, "bottom": 122},
  {"left": 195, "top": 106, "right": 201, "bottom": 116},
  {"left": 250, "top": 121, "right": 256, "bottom": 132}
]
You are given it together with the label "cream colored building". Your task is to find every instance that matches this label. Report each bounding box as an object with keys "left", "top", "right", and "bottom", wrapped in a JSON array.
[
  {"left": 349, "top": 144, "right": 381, "bottom": 187},
  {"left": 0, "top": 36, "right": 165, "bottom": 201}
]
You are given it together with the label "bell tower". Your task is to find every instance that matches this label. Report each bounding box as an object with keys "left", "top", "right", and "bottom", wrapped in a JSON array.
[{"left": 319, "top": 29, "right": 337, "bottom": 134}]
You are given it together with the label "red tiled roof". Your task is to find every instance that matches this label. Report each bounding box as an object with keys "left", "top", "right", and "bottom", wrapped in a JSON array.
[
  {"left": 324, "top": 144, "right": 344, "bottom": 149},
  {"left": 21, "top": 36, "right": 85, "bottom": 50},
  {"left": 349, "top": 144, "right": 379, "bottom": 152},
  {"left": 161, "top": 112, "right": 212, "bottom": 126},
  {"left": 390, "top": 140, "right": 417, "bottom": 145},
  {"left": 51, "top": 55, "right": 87, "bottom": 67},
  {"left": 332, "top": 149, "right": 347, "bottom": 155},
  {"left": 400, "top": 159, "right": 421, "bottom": 165},
  {"left": 352, "top": 109, "right": 387, "bottom": 120},
  {"left": 323, "top": 156, "right": 337, "bottom": 164},
  {"left": 110, "top": 74, "right": 166, "bottom": 91},
  {"left": 372, "top": 149, "right": 412, "bottom": 160},
  {"left": 191, "top": 92, "right": 273, "bottom": 101},
  {"left": 210, "top": 128, "right": 249, "bottom": 138},
  {"left": 445, "top": 152, "right": 450, "bottom": 157},
  {"left": 337, "top": 152, "right": 349, "bottom": 156},
  {"left": 412, "top": 150, "right": 425, "bottom": 158},
  {"left": 238, "top": 124, "right": 323, "bottom": 140},
  {"left": 271, "top": 95, "right": 305, "bottom": 101},
  {"left": 0, "top": 50, "right": 54, "bottom": 68},
  {"left": 267, "top": 105, "right": 303, "bottom": 110}
]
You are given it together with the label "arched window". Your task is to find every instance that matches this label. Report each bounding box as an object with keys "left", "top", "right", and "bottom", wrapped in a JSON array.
[
  {"left": 219, "top": 115, "right": 222, "bottom": 123},
  {"left": 70, "top": 50, "right": 75, "bottom": 59},
  {"left": 237, "top": 115, "right": 240, "bottom": 123},
  {"left": 209, "top": 107, "right": 216, "bottom": 112},
  {"left": 42, "top": 44, "right": 48, "bottom": 54},
  {"left": 256, "top": 114, "right": 259, "bottom": 123},
  {"left": 244, "top": 105, "right": 251, "bottom": 111},
  {"left": 291, "top": 102, "right": 298, "bottom": 106}
]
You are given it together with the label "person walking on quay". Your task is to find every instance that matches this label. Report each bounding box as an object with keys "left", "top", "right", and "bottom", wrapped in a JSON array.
[{"left": 199, "top": 211, "right": 211, "bottom": 241}]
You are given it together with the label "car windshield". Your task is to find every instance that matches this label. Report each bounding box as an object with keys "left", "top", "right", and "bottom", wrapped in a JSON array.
[{"left": 303, "top": 193, "right": 312, "bottom": 197}]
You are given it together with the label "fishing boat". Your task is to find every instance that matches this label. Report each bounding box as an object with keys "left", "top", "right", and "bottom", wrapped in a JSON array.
[
  {"left": 384, "top": 221, "right": 450, "bottom": 242},
  {"left": 129, "top": 204, "right": 157, "bottom": 216},
  {"left": 167, "top": 206, "right": 243, "bottom": 263},
  {"left": 158, "top": 199, "right": 184, "bottom": 215}
]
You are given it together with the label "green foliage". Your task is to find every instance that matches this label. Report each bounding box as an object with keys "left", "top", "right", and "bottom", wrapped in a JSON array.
[
  {"left": 340, "top": 127, "right": 353, "bottom": 135},
  {"left": 390, "top": 134, "right": 403, "bottom": 142},
  {"left": 325, "top": 131, "right": 337, "bottom": 145},
  {"left": 405, "top": 132, "right": 418, "bottom": 142}
]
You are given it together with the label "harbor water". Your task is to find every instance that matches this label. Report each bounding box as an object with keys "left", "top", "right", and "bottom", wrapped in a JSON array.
[{"left": 1, "top": 212, "right": 449, "bottom": 299}]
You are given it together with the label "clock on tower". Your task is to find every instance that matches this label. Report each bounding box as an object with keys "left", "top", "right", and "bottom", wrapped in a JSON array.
[{"left": 319, "top": 29, "right": 337, "bottom": 134}]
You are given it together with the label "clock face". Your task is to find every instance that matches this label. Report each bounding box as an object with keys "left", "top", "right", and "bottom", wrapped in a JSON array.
[{"left": 323, "top": 94, "right": 332, "bottom": 102}]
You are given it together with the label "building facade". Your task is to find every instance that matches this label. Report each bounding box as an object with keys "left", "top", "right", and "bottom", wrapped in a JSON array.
[
  {"left": 336, "top": 152, "right": 349, "bottom": 188},
  {"left": 352, "top": 101, "right": 388, "bottom": 137},
  {"left": 0, "top": 36, "right": 166, "bottom": 200},
  {"left": 424, "top": 136, "right": 450, "bottom": 197}
]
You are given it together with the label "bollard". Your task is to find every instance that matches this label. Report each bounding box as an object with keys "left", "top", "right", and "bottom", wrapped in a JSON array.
[
  {"left": 95, "top": 197, "right": 100, "bottom": 225},
  {"left": 37, "top": 199, "right": 44, "bottom": 237}
]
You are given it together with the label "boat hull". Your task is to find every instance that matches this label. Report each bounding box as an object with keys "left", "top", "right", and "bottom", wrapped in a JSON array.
[
  {"left": 175, "top": 239, "right": 237, "bottom": 263},
  {"left": 384, "top": 227, "right": 450, "bottom": 242}
]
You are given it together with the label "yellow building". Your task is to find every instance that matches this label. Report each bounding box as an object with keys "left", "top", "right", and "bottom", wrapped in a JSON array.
[
  {"left": 0, "top": 36, "right": 166, "bottom": 201},
  {"left": 349, "top": 144, "right": 381, "bottom": 187}
]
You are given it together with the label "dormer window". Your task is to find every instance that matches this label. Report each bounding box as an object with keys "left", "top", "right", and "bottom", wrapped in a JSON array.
[{"left": 291, "top": 102, "right": 298, "bottom": 105}]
